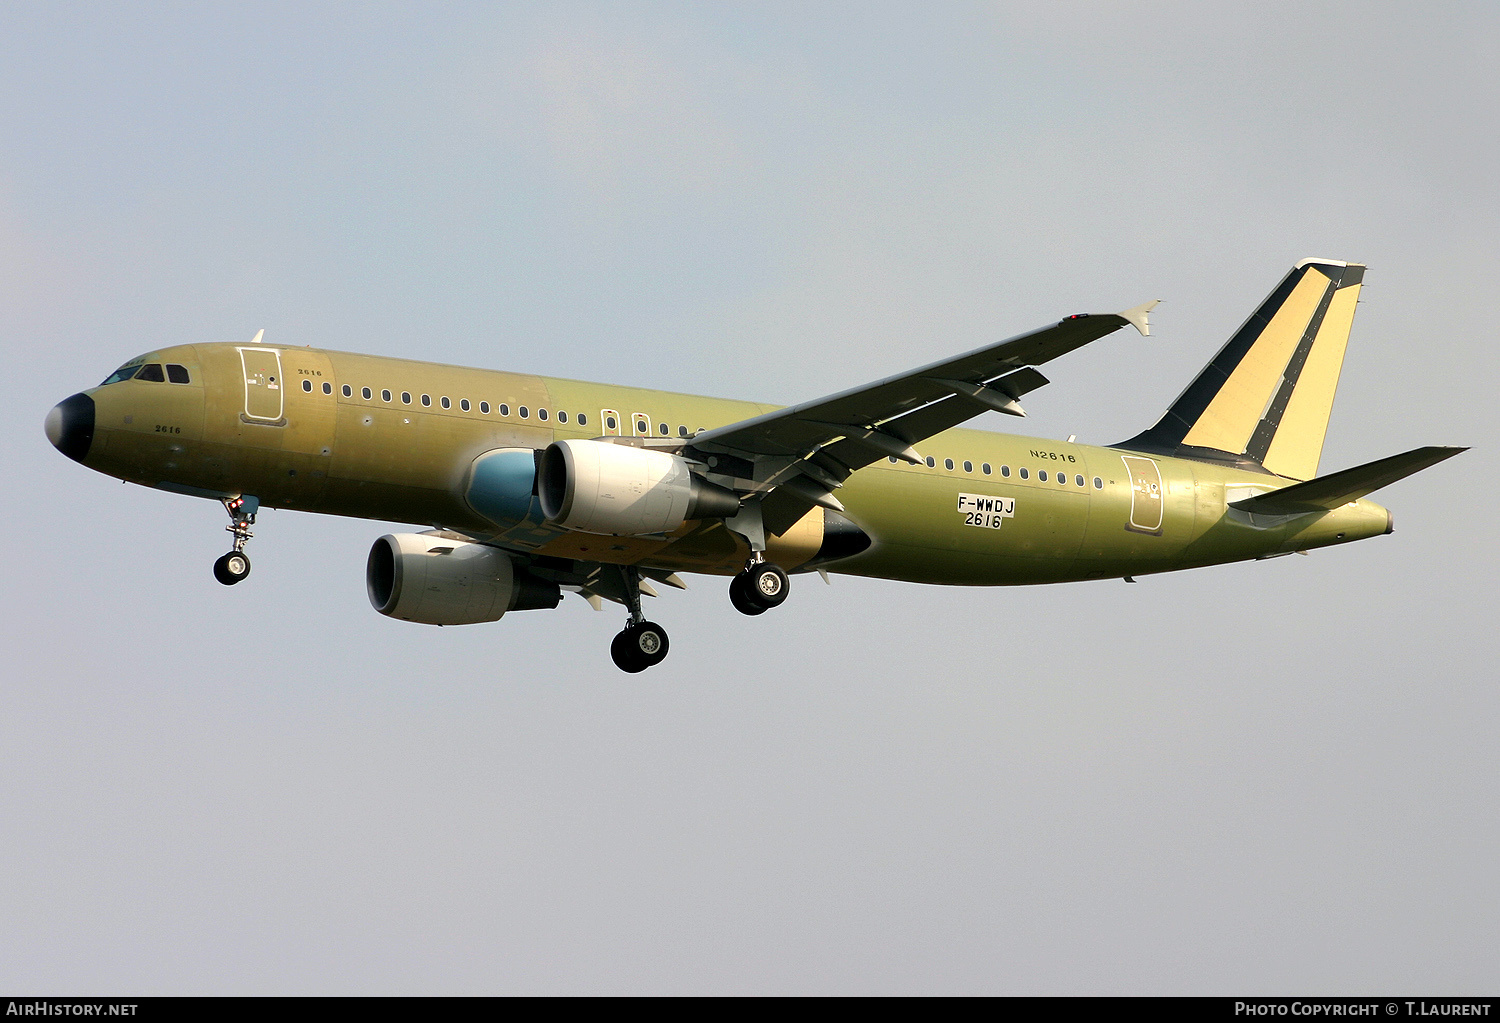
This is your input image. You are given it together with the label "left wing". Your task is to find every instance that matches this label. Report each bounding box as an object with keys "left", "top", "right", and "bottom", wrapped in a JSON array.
[{"left": 689, "top": 301, "right": 1158, "bottom": 534}]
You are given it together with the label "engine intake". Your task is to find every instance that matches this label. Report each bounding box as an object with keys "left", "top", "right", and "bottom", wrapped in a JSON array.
[
  {"left": 366, "top": 533, "right": 560, "bottom": 626},
  {"left": 538, "top": 439, "right": 740, "bottom": 536}
]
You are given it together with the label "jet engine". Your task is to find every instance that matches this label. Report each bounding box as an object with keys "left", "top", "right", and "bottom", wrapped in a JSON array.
[
  {"left": 366, "top": 532, "right": 561, "bottom": 626},
  {"left": 538, "top": 439, "right": 740, "bottom": 536}
]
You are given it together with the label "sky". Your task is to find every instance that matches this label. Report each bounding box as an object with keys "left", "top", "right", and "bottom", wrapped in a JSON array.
[{"left": 2, "top": 1, "right": 1496, "bottom": 995}]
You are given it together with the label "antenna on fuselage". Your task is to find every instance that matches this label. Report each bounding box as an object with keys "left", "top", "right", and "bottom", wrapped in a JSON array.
[{"left": 249, "top": 329, "right": 265, "bottom": 344}]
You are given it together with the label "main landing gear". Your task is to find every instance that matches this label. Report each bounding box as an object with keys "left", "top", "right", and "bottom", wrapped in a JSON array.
[
  {"left": 610, "top": 565, "right": 670, "bottom": 673},
  {"left": 729, "top": 558, "right": 789, "bottom": 616},
  {"left": 213, "top": 495, "right": 258, "bottom": 586}
]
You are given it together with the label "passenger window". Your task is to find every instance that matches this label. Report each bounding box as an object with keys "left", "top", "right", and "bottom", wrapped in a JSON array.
[
  {"left": 480, "top": 401, "right": 489, "bottom": 414},
  {"left": 460, "top": 398, "right": 469, "bottom": 411},
  {"left": 888, "top": 456, "right": 898, "bottom": 463},
  {"left": 401, "top": 392, "right": 411, "bottom": 404},
  {"left": 1094, "top": 477, "right": 1103, "bottom": 489},
  {"left": 1019, "top": 468, "right": 1028, "bottom": 479},
  {"left": 382, "top": 390, "right": 391, "bottom": 402},
  {"left": 606, "top": 415, "right": 616, "bottom": 430},
  {"left": 982, "top": 463, "right": 991, "bottom": 475},
  {"left": 577, "top": 413, "right": 587, "bottom": 426},
  {"left": 343, "top": 384, "right": 353, "bottom": 397},
  {"left": 1058, "top": 473, "right": 1067, "bottom": 485},
  {"left": 963, "top": 460, "right": 973, "bottom": 473},
  {"left": 137, "top": 363, "right": 165, "bottom": 382},
  {"left": 421, "top": 394, "right": 431, "bottom": 407},
  {"left": 302, "top": 379, "right": 313, "bottom": 392},
  {"left": 635, "top": 417, "right": 649, "bottom": 434},
  {"left": 1000, "top": 465, "right": 1010, "bottom": 477},
  {"left": 1039, "top": 470, "right": 1048, "bottom": 481},
  {"left": 944, "top": 458, "right": 954, "bottom": 470},
  {"left": 323, "top": 381, "right": 332, "bottom": 394},
  {"left": 1075, "top": 474, "right": 1084, "bottom": 487},
  {"left": 519, "top": 406, "right": 529, "bottom": 419},
  {"left": 361, "top": 387, "right": 370, "bottom": 399},
  {"left": 538, "top": 408, "right": 548, "bottom": 421},
  {"left": 678, "top": 425, "right": 688, "bottom": 437},
  {"left": 925, "top": 456, "right": 936, "bottom": 468},
  {"left": 166, "top": 364, "right": 191, "bottom": 384},
  {"left": 499, "top": 404, "right": 509, "bottom": 416},
  {"left": 659, "top": 422, "right": 669, "bottom": 435},
  {"left": 558, "top": 410, "right": 567, "bottom": 423},
  {"left": 440, "top": 396, "right": 450, "bottom": 409}
]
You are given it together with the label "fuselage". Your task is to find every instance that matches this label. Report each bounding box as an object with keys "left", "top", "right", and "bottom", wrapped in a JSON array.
[{"left": 49, "top": 341, "right": 1394, "bottom": 585}]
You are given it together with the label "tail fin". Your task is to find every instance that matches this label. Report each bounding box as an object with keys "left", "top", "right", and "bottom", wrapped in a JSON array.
[{"left": 1120, "top": 258, "right": 1364, "bottom": 480}]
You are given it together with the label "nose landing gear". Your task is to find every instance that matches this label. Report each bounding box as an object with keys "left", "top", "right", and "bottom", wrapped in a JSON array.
[
  {"left": 729, "top": 558, "right": 789, "bottom": 616},
  {"left": 213, "top": 495, "right": 258, "bottom": 586},
  {"left": 610, "top": 564, "right": 671, "bottom": 673}
]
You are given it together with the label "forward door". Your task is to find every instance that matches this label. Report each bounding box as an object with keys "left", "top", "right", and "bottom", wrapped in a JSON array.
[{"left": 239, "top": 347, "right": 285, "bottom": 424}]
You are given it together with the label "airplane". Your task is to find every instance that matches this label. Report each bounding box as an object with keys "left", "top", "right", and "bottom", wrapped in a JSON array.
[{"left": 44, "top": 258, "right": 1464, "bottom": 672}]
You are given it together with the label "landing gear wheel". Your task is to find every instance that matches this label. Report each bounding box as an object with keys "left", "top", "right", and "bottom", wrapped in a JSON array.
[
  {"left": 610, "top": 631, "right": 647, "bottom": 673},
  {"left": 746, "top": 562, "right": 789, "bottom": 608},
  {"left": 631, "top": 621, "right": 669, "bottom": 666},
  {"left": 729, "top": 573, "right": 768, "bottom": 616},
  {"left": 611, "top": 621, "right": 670, "bottom": 672},
  {"left": 213, "top": 551, "right": 251, "bottom": 586}
]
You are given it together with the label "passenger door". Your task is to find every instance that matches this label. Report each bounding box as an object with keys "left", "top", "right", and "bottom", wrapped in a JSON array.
[
  {"left": 239, "top": 347, "right": 285, "bottom": 424},
  {"left": 1120, "top": 455, "right": 1164, "bottom": 534}
]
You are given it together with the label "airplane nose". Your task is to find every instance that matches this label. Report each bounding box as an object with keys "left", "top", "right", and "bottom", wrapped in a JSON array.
[{"left": 45, "top": 392, "right": 95, "bottom": 462}]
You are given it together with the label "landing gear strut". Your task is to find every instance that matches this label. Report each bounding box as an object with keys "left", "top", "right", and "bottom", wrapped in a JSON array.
[
  {"left": 610, "top": 564, "right": 670, "bottom": 673},
  {"left": 213, "top": 495, "right": 258, "bottom": 586},
  {"left": 729, "top": 557, "right": 789, "bottom": 616},
  {"left": 724, "top": 501, "right": 790, "bottom": 616}
]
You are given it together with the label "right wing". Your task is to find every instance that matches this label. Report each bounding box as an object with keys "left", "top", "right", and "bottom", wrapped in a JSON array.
[{"left": 688, "top": 301, "right": 1158, "bottom": 533}]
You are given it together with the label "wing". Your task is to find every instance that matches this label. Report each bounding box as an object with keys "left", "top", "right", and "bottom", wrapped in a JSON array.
[{"left": 689, "top": 301, "right": 1158, "bottom": 534}]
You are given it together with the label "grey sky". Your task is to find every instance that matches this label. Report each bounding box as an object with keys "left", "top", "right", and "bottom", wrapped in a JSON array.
[{"left": 2, "top": 2, "right": 1495, "bottom": 994}]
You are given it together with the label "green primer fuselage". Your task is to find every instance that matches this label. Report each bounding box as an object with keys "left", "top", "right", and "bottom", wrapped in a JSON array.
[{"left": 75, "top": 342, "right": 1394, "bottom": 584}]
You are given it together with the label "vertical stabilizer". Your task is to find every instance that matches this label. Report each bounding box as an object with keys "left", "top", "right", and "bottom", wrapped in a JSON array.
[{"left": 1119, "top": 258, "right": 1364, "bottom": 480}]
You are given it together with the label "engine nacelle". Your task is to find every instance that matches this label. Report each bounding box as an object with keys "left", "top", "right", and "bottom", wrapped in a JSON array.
[
  {"left": 366, "top": 533, "right": 561, "bottom": 626},
  {"left": 538, "top": 439, "right": 740, "bottom": 536}
]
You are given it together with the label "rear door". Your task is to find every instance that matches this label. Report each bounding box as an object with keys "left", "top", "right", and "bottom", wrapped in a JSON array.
[{"left": 1120, "top": 455, "right": 1164, "bottom": 534}]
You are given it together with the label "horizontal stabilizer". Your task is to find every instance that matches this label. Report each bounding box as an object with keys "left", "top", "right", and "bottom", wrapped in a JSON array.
[{"left": 1231, "top": 446, "right": 1467, "bottom": 514}]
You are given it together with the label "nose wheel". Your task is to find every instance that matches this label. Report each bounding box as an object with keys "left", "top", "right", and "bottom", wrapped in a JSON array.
[
  {"left": 215, "top": 495, "right": 258, "bottom": 586},
  {"left": 730, "top": 560, "right": 789, "bottom": 615},
  {"left": 213, "top": 550, "right": 251, "bottom": 585}
]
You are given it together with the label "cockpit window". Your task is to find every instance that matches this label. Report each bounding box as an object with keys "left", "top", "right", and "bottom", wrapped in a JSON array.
[
  {"left": 166, "top": 364, "right": 191, "bottom": 384},
  {"left": 136, "top": 363, "right": 166, "bottom": 382},
  {"left": 99, "top": 364, "right": 142, "bottom": 385}
]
